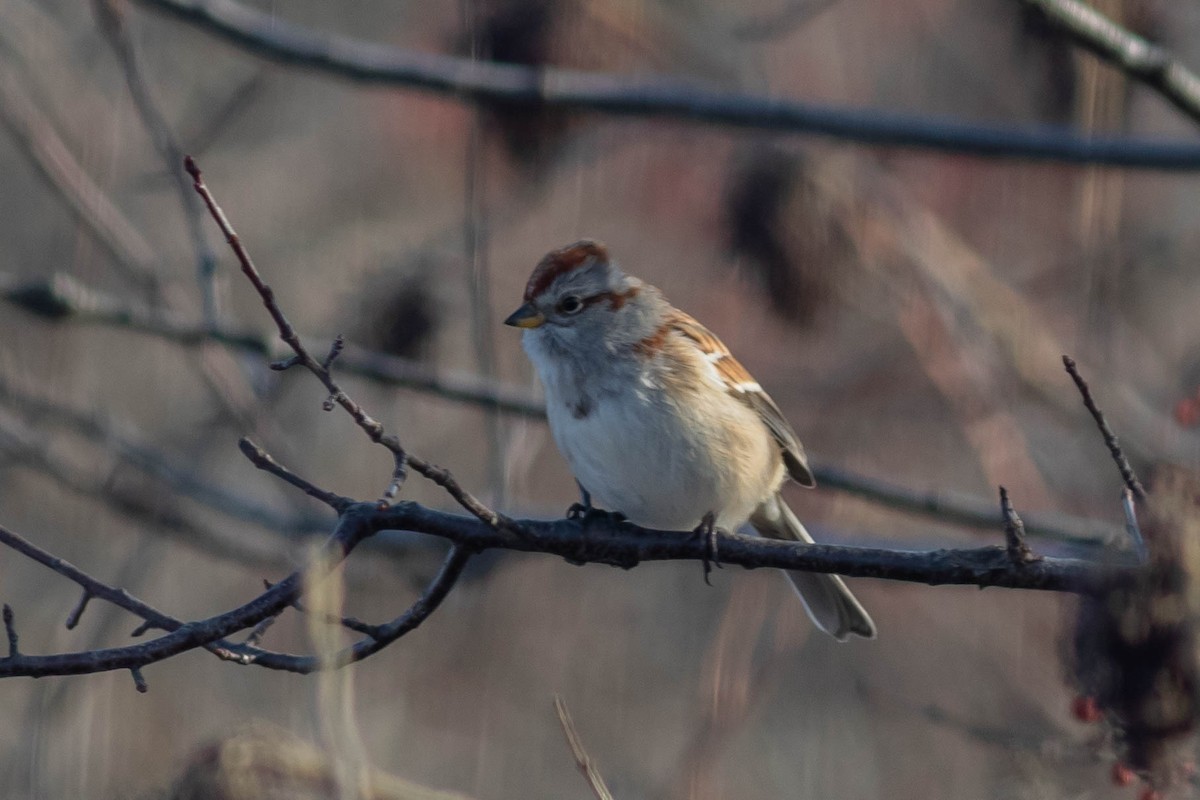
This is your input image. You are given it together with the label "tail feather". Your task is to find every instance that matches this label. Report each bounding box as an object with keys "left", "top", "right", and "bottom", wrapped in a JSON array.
[{"left": 749, "top": 495, "right": 876, "bottom": 641}]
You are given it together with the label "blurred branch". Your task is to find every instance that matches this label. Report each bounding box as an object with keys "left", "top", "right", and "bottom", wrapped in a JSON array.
[
  {"left": 0, "top": 411, "right": 289, "bottom": 570},
  {"left": 0, "top": 67, "right": 159, "bottom": 292},
  {"left": 93, "top": 0, "right": 220, "bottom": 325},
  {"left": 1019, "top": 0, "right": 1200, "bottom": 127},
  {"left": 0, "top": 270, "right": 546, "bottom": 418},
  {"left": 814, "top": 463, "right": 1111, "bottom": 546},
  {"left": 0, "top": 269, "right": 1122, "bottom": 547},
  {"left": 554, "top": 695, "right": 616, "bottom": 800},
  {"left": 0, "top": 371, "right": 328, "bottom": 536},
  {"left": 130, "top": 0, "right": 1200, "bottom": 170},
  {"left": 729, "top": 0, "right": 839, "bottom": 41}
]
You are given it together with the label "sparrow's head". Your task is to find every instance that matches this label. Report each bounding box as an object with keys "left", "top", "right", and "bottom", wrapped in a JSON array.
[{"left": 505, "top": 240, "right": 659, "bottom": 347}]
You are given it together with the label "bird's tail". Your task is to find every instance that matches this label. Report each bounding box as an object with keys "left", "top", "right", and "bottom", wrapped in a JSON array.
[{"left": 749, "top": 494, "right": 876, "bottom": 641}]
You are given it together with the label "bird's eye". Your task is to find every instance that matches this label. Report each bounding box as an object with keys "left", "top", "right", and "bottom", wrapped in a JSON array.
[{"left": 558, "top": 295, "right": 583, "bottom": 315}]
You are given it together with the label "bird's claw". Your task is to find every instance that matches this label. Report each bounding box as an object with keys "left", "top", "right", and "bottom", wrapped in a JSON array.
[
  {"left": 692, "top": 511, "right": 721, "bottom": 585},
  {"left": 566, "top": 503, "right": 626, "bottom": 526}
]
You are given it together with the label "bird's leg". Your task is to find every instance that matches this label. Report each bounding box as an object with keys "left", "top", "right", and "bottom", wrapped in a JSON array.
[
  {"left": 566, "top": 481, "right": 626, "bottom": 525},
  {"left": 691, "top": 511, "right": 721, "bottom": 585},
  {"left": 566, "top": 481, "right": 593, "bottom": 520}
]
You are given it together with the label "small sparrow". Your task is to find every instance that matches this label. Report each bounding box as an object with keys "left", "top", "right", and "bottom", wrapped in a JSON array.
[{"left": 505, "top": 240, "right": 875, "bottom": 640}]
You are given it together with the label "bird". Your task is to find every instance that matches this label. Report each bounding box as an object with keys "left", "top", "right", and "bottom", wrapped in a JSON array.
[{"left": 504, "top": 240, "right": 875, "bottom": 640}]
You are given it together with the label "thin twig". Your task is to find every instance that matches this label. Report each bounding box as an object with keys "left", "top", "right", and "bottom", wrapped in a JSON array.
[
  {"left": 3, "top": 605, "right": 18, "bottom": 657},
  {"left": 1019, "top": 0, "right": 1200, "bottom": 127},
  {"left": 1062, "top": 355, "right": 1146, "bottom": 500},
  {"left": 131, "top": 0, "right": 1200, "bottom": 170},
  {"left": 287, "top": 596, "right": 379, "bottom": 638},
  {"left": 129, "top": 667, "right": 148, "bottom": 693},
  {"left": 186, "top": 156, "right": 508, "bottom": 527},
  {"left": 999, "top": 487, "right": 1040, "bottom": 565},
  {"left": 242, "top": 615, "right": 276, "bottom": 647},
  {"left": 554, "top": 695, "right": 616, "bottom": 800},
  {"left": 65, "top": 590, "right": 93, "bottom": 631},
  {"left": 238, "top": 437, "right": 351, "bottom": 511}
]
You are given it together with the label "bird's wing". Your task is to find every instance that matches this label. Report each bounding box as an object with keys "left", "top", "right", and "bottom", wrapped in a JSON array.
[{"left": 666, "top": 310, "right": 816, "bottom": 487}]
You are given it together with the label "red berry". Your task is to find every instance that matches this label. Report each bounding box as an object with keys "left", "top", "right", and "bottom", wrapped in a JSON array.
[
  {"left": 1137, "top": 788, "right": 1160, "bottom": 800},
  {"left": 1071, "top": 695, "right": 1103, "bottom": 723},
  {"left": 1111, "top": 763, "right": 1135, "bottom": 787},
  {"left": 1175, "top": 398, "right": 1200, "bottom": 428}
]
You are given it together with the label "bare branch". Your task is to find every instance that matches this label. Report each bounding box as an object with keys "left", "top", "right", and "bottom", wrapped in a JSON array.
[
  {"left": 554, "top": 695, "right": 616, "bottom": 800},
  {"left": 361, "top": 502, "right": 1125, "bottom": 594},
  {"left": 1062, "top": 355, "right": 1146, "bottom": 500},
  {"left": 129, "top": 0, "right": 1200, "bottom": 170},
  {"left": 0, "top": 511, "right": 375, "bottom": 678},
  {"left": 221, "top": 544, "right": 471, "bottom": 674},
  {"left": 1019, "top": 0, "right": 1200, "bottom": 127},
  {"left": 238, "top": 437, "right": 351, "bottom": 512}
]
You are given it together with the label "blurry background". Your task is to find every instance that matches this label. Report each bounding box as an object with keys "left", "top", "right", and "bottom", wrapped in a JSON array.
[{"left": 1, "top": 0, "right": 1199, "bottom": 797}]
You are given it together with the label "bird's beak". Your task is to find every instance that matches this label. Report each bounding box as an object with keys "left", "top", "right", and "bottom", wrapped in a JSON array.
[{"left": 504, "top": 303, "right": 546, "bottom": 329}]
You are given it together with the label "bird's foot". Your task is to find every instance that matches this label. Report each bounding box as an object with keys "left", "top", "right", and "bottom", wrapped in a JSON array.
[
  {"left": 691, "top": 511, "right": 722, "bottom": 586},
  {"left": 567, "top": 503, "right": 627, "bottom": 526}
]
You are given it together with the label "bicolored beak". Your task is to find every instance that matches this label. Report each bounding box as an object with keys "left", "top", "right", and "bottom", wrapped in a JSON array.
[{"left": 504, "top": 303, "right": 546, "bottom": 329}]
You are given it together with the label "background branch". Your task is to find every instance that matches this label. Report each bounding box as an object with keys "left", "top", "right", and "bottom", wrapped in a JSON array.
[
  {"left": 93, "top": 0, "right": 220, "bottom": 325},
  {"left": 131, "top": 0, "right": 1200, "bottom": 170},
  {"left": 0, "top": 67, "right": 159, "bottom": 293},
  {"left": 1019, "top": 0, "right": 1200, "bottom": 127}
]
